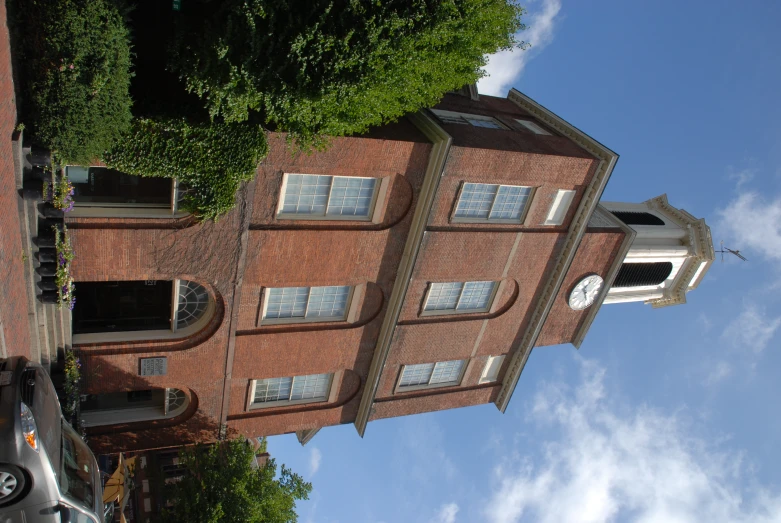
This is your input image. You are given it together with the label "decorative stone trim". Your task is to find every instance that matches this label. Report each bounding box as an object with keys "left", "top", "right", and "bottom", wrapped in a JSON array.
[
  {"left": 643, "top": 194, "right": 714, "bottom": 308},
  {"left": 494, "top": 90, "right": 621, "bottom": 412},
  {"left": 353, "top": 111, "right": 452, "bottom": 437}
]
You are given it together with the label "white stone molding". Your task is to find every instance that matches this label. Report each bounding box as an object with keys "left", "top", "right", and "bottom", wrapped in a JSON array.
[
  {"left": 353, "top": 111, "right": 452, "bottom": 437},
  {"left": 494, "top": 90, "right": 621, "bottom": 412}
]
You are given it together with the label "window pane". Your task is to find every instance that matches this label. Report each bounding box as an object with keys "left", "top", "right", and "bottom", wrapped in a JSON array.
[
  {"left": 265, "top": 287, "right": 309, "bottom": 319},
  {"left": 306, "top": 286, "right": 351, "bottom": 319},
  {"left": 466, "top": 117, "right": 503, "bottom": 129},
  {"left": 281, "top": 174, "right": 331, "bottom": 215},
  {"left": 424, "top": 282, "right": 464, "bottom": 311},
  {"left": 399, "top": 363, "right": 435, "bottom": 387},
  {"left": 430, "top": 360, "right": 465, "bottom": 385},
  {"left": 456, "top": 281, "right": 496, "bottom": 311},
  {"left": 454, "top": 183, "right": 498, "bottom": 219},
  {"left": 176, "top": 280, "right": 210, "bottom": 329},
  {"left": 253, "top": 377, "right": 293, "bottom": 403},
  {"left": 326, "top": 177, "right": 377, "bottom": 218},
  {"left": 489, "top": 185, "right": 532, "bottom": 220},
  {"left": 290, "top": 374, "right": 331, "bottom": 401}
]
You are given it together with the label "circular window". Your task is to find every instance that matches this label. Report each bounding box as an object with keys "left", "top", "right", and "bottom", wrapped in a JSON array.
[
  {"left": 176, "top": 280, "right": 210, "bottom": 329},
  {"left": 166, "top": 388, "right": 187, "bottom": 414}
]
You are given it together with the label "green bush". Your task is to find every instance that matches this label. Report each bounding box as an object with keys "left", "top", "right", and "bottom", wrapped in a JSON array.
[
  {"left": 168, "top": 0, "right": 526, "bottom": 147},
  {"left": 16, "top": 0, "right": 134, "bottom": 164},
  {"left": 102, "top": 118, "right": 268, "bottom": 221}
]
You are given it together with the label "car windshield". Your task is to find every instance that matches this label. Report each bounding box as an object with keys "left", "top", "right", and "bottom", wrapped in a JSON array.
[{"left": 60, "top": 422, "right": 95, "bottom": 512}]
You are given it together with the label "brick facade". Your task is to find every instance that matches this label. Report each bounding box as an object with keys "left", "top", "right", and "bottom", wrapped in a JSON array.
[{"left": 66, "top": 92, "right": 627, "bottom": 453}]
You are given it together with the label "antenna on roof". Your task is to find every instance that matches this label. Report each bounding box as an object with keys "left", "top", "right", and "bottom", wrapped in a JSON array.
[{"left": 716, "top": 240, "right": 747, "bottom": 262}]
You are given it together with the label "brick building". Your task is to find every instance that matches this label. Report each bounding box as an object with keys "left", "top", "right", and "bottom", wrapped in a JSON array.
[{"left": 65, "top": 88, "right": 714, "bottom": 453}]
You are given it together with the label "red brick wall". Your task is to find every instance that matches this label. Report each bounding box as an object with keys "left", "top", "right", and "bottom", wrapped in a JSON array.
[{"left": 0, "top": 0, "right": 32, "bottom": 359}]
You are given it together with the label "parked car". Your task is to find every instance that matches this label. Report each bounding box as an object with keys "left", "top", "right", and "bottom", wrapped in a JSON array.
[{"left": 0, "top": 356, "right": 111, "bottom": 522}]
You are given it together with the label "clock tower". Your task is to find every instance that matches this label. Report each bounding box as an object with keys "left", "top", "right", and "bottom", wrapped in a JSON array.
[{"left": 598, "top": 194, "right": 714, "bottom": 308}]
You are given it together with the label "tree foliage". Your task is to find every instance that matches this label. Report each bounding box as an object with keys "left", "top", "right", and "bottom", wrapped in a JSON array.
[
  {"left": 168, "top": 0, "right": 526, "bottom": 147},
  {"left": 102, "top": 118, "right": 268, "bottom": 220},
  {"left": 14, "top": 0, "right": 133, "bottom": 164},
  {"left": 160, "top": 439, "right": 312, "bottom": 523}
]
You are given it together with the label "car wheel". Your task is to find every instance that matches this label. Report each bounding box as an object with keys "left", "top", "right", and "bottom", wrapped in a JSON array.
[{"left": 0, "top": 464, "right": 26, "bottom": 506}]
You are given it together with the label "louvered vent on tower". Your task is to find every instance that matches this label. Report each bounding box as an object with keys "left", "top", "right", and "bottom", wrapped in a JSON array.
[
  {"left": 613, "top": 262, "right": 673, "bottom": 288},
  {"left": 610, "top": 211, "right": 665, "bottom": 226}
]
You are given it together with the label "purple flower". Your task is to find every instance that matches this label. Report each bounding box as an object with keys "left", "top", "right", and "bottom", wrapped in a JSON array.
[{"left": 58, "top": 253, "right": 67, "bottom": 266}]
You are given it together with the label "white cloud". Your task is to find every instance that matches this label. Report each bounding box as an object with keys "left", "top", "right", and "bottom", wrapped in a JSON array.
[
  {"left": 722, "top": 302, "right": 781, "bottom": 354},
  {"left": 478, "top": 0, "right": 562, "bottom": 96},
  {"left": 433, "top": 503, "right": 459, "bottom": 523},
  {"left": 717, "top": 190, "right": 781, "bottom": 266},
  {"left": 484, "top": 359, "right": 781, "bottom": 523},
  {"left": 309, "top": 447, "right": 322, "bottom": 477},
  {"left": 703, "top": 360, "right": 732, "bottom": 386}
]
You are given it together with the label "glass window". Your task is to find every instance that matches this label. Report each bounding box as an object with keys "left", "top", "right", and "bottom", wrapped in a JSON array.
[
  {"left": 279, "top": 174, "right": 378, "bottom": 219},
  {"left": 399, "top": 360, "right": 465, "bottom": 389},
  {"left": 454, "top": 183, "right": 533, "bottom": 222},
  {"left": 175, "top": 280, "right": 210, "bottom": 329},
  {"left": 430, "top": 109, "right": 506, "bottom": 129},
  {"left": 516, "top": 119, "right": 552, "bottom": 135},
  {"left": 263, "top": 286, "right": 351, "bottom": 322},
  {"left": 424, "top": 281, "right": 497, "bottom": 313},
  {"left": 60, "top": 422, "right": 96, "bottom": 512},
  {"left": 252, "top": 374, "right": 332, "bottom": 406}
]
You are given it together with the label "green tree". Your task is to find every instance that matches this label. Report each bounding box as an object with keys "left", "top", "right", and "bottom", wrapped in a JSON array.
[
  {"left": 168, "top": 0, "right": 526, "bottom": 147},
  {"left": 102, "top": 118, "right": 268, "bottom": 221},
  {"left": 160, "top": 439, "right": 312, "bottom": 523}
]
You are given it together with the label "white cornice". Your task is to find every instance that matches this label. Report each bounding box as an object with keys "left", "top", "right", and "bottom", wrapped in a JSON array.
[
  {"left": 643, "top": 195, "right": 714, "bottom": 308},
  {"left": 572, "top": 206, "right": 636, "bottom": 348},
  {"left": 495, "top": 90, "right": 620, "bottom": 412},
  {"left": 353, "top": 111, "right": 452, "bottom": 437}
]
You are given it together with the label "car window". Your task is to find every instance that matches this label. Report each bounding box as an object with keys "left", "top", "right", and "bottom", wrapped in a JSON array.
[
  {"left": 61, "top": 503, "right": 98, "bottom": 523},
  {"left": 60, "top": 422, "right": 96, "bottom": 512}
]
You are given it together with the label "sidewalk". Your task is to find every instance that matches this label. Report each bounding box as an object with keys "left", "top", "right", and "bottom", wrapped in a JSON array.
[{"left": 0, "top": 0, "right": 32, "bottom": 359}]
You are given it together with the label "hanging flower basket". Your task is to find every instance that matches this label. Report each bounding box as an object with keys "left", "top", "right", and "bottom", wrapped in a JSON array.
[
  {"left": 53, "top": 225, "right": 76, "bottom": 310},
  {"left": 43, "top": 170, "right": 75, "bottom": 213}
]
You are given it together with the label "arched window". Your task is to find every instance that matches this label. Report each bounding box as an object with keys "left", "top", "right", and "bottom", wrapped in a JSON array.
[
  {"left": 72, "top": 279, "right": 213, "bottom": 343},
  {"left": 613, "top": 262, "right": 674, "bottom": 288},
  {"left": 80, "top": 388, "right": 190, "bottom": 427},
  {"left": 610, "top": 211, "right": 665, "bottom": 226}
]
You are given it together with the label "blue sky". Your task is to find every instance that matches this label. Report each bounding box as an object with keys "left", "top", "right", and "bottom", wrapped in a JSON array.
[{"left": 268, "top": 1, "right": 781, "bottom": 521}]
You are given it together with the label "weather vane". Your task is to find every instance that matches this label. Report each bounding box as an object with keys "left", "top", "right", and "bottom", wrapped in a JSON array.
[{"left": 715, "top": 240, "right": 747, "bottom": 262}]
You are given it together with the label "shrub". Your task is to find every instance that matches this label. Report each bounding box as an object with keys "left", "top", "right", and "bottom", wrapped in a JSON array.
[
  {"left": 15, "top": 0, "right": 133, "bottom": 164},
  {"left": 168, "top": 0, "right": 526, "bottom": 147},
  {"left": 102, "top": 118, "right": 268, "bottom": 221}
]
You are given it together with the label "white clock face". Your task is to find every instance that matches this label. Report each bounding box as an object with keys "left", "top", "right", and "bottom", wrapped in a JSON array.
[{"left": 568, "top": 274, "right": 604, "bottom": 310}]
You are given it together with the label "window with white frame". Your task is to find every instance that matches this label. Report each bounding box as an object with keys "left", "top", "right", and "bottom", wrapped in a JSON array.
[
  {"left": 543, "top": 189, "right": 576, "bottom": 226},
  {"left": 262, "top": 286, "right": 352, "bottom": 323},
  {"left": 423, "top": 281, "right": 497, "bottom": 314},
  {"left": 515, "top": 119, "right": 552, "bottom": 135},
  {"left": 398, "top": 360, "right": 466, "bottom": 390},
  {"left": 430, "top": 109, "right": 507, "bottom": 129},
  {"left": 250, "top": 373, "right": 333, "bottom": 407},
  {"left": 479, "top": 355, "right": 505, "bottom": 384},
  {"left": 453, "top": 183, "right": 534, "bottom": 222},
  {"left": 277, "top": 174, "right": 378, "bottom": 220}
]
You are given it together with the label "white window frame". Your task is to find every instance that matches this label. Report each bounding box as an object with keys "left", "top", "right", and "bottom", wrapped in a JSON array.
[
  {"left": 260, "top": 285, "right": 355, "bottom": 325},
  {"left": 395, "top": 360, "right": 467, "bottom": 393},
  {"left": 479, "top": 355, "right": 506, "bottom": 384},
  {"left": 543, "top": 189, "right": 577, "bottom": 226},
  {"left": 421, "top": 281, "right": 499, "bottom": 316},
  {"left": 248, "top": 373, "right": 334, "bottom": 410},
  {"left": 430, "top": 109, "right": 509, "bottom": 130},
  {"left": 515, "top": 119, "right": 552, "bottom": 135},
  {"left": 451, "top": 182, "right": 536, "bottom": 224},
  {"left": 276, "top": 173, "right": 382, "bottom": 221}
]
